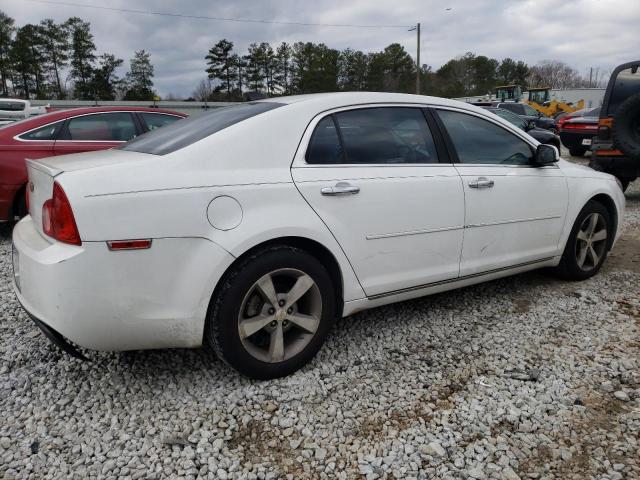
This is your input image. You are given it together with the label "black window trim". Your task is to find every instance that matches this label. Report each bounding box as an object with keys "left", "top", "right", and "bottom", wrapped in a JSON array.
[
  {"left": 57, "top": 111, "right": 143, "bottom": 143},
  {"left": 432, "top": 106, "right": 554, "bottom": 168},
  {"left": 304, "top": 105, "right": 450, "bottom": 166}
]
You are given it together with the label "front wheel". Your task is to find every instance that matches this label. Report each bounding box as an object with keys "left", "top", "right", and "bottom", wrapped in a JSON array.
[
  {"left": 206, "top": 246, "right": 336, "bottom": 379},
  {"left": 553, "top": 201, "right": 611, "bottom": 280}
]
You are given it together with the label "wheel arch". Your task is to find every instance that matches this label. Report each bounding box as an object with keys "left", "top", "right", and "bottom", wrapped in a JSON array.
[
  {"left": 587, "top": 193, "right": 618, "bottom": 250},
  {"left": 208, "top": 236, "right": 345, "bottom": 320}
]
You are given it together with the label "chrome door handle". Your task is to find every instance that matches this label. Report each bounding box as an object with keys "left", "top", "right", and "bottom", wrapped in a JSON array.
[
  {"left": 321, "top": 182, "right": 360, "bottom": 196},
  {"left": 469, "top": 177, "right": 494, "bottom": 189}
]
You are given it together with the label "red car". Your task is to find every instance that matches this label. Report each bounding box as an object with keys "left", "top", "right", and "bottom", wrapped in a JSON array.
[{"left": 0, "top": 106, "right": 187, "bottom": 221}]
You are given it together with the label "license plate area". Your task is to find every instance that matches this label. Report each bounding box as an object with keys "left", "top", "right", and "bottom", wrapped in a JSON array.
[{"left": 581, "top": 138, "right": 592, "bottom": 146}]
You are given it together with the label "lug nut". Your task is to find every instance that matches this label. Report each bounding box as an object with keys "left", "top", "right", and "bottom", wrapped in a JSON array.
[
  {"left": 287, "top": 308, "right": 293, "bottom": 314},
  {"left": 268, "top": 308, "right": 275, "bottom": 315},
  {"left": 282, "top": 320, "right": 289, "bottom": 326},
  {"left": 270, "top": 320, "right": 277, "bottom": 327},
  {"left": 278, "top": 299, "right": 285, "bottom": 307}
]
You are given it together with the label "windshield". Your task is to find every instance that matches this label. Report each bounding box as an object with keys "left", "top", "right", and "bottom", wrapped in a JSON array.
[{"left": 120, "top": 102, "right": 284, "bottom": 155}]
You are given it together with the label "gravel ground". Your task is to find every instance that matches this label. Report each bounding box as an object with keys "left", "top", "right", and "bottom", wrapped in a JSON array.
[{"left": 1, "top": 157, "right": 639, "bottom": 480}]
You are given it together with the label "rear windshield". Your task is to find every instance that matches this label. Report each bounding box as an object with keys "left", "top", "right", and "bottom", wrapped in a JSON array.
[
  {"left": 120, "top": 102, "right": 283, "bottom": 155},
  {"left": 0, "top": 101, "right": 26, "bottom": 111}
]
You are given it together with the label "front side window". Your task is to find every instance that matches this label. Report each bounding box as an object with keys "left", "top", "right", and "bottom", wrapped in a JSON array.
[
  {"left": 140, "top": 112, "right": 183, "bottom": 131},
  {"left": 63, "top": 113, "right": 137, "bottom": 141},
  {"left": 18, "top": 121, "right": 64, "bottom": 140},
  {"left": 306, "top": 107, "right": 438, "bottom": 164},
  {"left": 438, "top": 110, "right": 533, "bottom": 165}
]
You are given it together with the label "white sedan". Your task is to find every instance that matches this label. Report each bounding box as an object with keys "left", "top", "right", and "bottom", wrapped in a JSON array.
[{"left": 12, "top": 93, "right": 625, "bottom": 379}]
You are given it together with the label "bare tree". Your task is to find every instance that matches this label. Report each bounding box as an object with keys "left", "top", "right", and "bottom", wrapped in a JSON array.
[{"left": 193, "top": 77, "right": 213, "bottom": 101}]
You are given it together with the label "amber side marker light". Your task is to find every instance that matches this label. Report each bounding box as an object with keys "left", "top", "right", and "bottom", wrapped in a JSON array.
[{"left": 107, "top": 239, "right": 152, "bottom": 251}]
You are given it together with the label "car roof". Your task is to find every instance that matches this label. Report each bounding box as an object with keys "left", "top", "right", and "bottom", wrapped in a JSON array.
[
  {"left": 0, "top": 106, "right": 187, "bottom": 136},
  {"left": 264, "top": 91, "right": 478, "bottom": 111}
]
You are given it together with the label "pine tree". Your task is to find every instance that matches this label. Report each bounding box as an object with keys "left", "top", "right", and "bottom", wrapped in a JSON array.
[
  {"left": 0, "top": 11, "right": 15, "bottom": 96},
  {"left": 91, "top": 53, "right": 123, "bottom": 100},
  {"left": 205, "top": 39, "right": 236, "bottom": 97},
  {"left": 39, "top": 19, "right": 69, "bottom": 99},
  {"left": 66, "top": 17, "right": 96, "bottom": 99},
  {"left": 124, "top": 49, "right": 155, "bottom": 100}
]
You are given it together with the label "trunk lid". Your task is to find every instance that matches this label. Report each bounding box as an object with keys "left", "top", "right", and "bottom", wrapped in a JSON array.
[{"left": 26, "top": 159, "right": 58, "bottom": 237}]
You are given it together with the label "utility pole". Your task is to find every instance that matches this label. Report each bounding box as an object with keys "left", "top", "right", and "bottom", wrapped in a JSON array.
[
  {"left": 416, "top": 22, "right": 421, "bottom": 94},
  {"left": 409, "top": 23, "right": 421, "bottom": 94}
]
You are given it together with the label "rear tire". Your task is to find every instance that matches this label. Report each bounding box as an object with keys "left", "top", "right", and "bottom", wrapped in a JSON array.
[
  {"left": 206, "top": 245, "right": 336, "bottom": 379},
  {"left": 553, "top": 201, "right": 611, "bottom": 280}
]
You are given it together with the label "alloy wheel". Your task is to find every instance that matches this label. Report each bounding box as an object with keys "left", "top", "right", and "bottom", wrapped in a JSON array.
[
  {"left": 238, "top": 268, "right": 322, "bottom": 363},
  {"left": 575, "top": 212, "right": 608, "bottom": 271}
]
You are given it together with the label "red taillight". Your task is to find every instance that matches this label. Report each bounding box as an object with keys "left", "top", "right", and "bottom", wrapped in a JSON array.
[
  {"left": 563, "top": 123, "right": 598, "bottom": 131},
  {"left": 42, "top": 182, "right": 81, "bottom": 245}
]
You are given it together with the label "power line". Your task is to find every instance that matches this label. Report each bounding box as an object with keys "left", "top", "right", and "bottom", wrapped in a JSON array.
[{"left": 18, "top": 0, "right": 413, "bottom": 29}]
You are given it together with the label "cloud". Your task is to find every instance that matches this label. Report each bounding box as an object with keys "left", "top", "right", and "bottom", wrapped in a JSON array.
[{"left": 1, "top": 0, "right": 638, "bottom": 96}]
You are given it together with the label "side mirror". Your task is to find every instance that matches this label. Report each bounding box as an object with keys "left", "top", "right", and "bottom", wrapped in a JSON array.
[
  {"left": 525, "top": 120, "right": 536, "bottom": 131},
  {"left": 533, "top": 144, "right": 559, "bottom": 166}
]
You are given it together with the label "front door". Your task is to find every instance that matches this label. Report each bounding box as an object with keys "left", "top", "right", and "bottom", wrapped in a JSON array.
[
  {"left": 435, "top": 108, "right": 568, "bottom": 277},
  {"left": 292, "top": 106, "right": 465, "bottom": 297}
]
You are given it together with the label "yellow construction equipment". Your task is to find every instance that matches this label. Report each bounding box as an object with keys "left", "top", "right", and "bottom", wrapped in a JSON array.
[
  {"left": 525, "top": 87, "right": 584, "bottom": 116},
  {"left": 495, "top": 85, "right": 522, "bottom": 102}
]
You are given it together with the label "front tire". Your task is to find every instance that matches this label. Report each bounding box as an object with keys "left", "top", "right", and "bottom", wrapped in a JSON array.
[
  {"left": 553, "top": 201, "right": 611, "bottom": 280},
  {"left": 206, "top": 245, "right": 336, "bottom": 379}
]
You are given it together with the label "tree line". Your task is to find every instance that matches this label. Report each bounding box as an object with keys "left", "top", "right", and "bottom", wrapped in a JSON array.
[
  {"left": 0, "top": 10, "right": 607, "bottom": 102},
  {"left": 199, "top": 39, "right": 608, "bottom": 101},
  {"left": 0, "top": 10, "right": 155, "bottom": 100}
]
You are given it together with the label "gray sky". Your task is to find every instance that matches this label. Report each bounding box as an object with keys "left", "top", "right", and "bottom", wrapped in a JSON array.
[{"left": 1, "top": 0, "right": 638, "bottom": 97}]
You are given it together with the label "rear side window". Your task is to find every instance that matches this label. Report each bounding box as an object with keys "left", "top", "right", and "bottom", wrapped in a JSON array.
[
  {"left": 62, "top": 113, "right": 137, "bottom": 141},
  {"left": 140, "top": 112, "right": 183, "bottom": 131},
  {"left": 438, "top": 110, "right": 533, "bottom": 165},
  {"left": 121, "top": 102, "right": 283, "bottom": 155},
  {"left": 18, "top": 121, "right": 63, "bottom": 140},
  {"left": 306, "top": 107, "right": 439, "bottom": 164},
  {"left": 306, "top": 117, "right": 344, "bottom": 164}
]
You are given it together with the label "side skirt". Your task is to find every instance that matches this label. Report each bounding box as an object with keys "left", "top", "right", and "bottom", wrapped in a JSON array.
[{"left": 342, "top": 256, "right": 560, "bottom": 317}]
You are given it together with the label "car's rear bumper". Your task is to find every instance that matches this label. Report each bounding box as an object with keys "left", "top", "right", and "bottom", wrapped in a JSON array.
[
  {"left": 12, "top": 216, "right": 235, "bottom": 351},
  {"left": 559, "top": 131, "right": 595, "bottom": 149}
]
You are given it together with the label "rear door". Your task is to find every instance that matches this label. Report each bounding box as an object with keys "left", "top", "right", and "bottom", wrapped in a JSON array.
[
  {"left": 53, "top": 112, "right": 140, "bottom": 156},
  {"left": 292, "top": 106, "right": 465, "bottom": 297}
]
